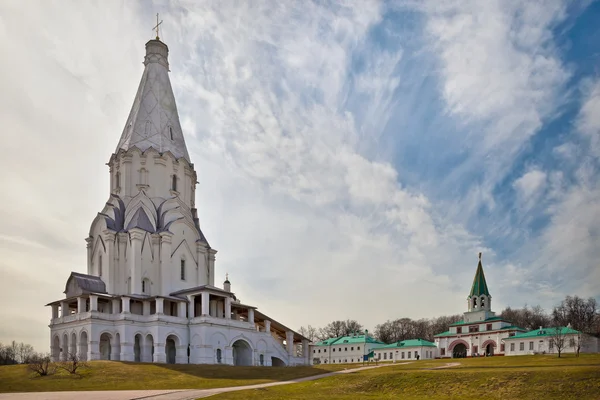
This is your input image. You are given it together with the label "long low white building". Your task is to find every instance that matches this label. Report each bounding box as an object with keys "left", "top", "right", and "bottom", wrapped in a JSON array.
[
  {"left": 373, "top": 339, "right": 437, "bottom": 362},
  {"left": 503, "top": 327, "right": 600, "bottom": 356},
  {"left": 310, "top": 333, "right": 385, "bottom": 364}
]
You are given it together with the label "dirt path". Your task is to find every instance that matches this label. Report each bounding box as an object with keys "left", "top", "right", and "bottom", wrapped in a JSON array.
[
  {"left": 430, "top": 362, "right": 461, "bottom": 369},
  {"left": 0, "top": 362, "right": 413, "bottom": 400}
]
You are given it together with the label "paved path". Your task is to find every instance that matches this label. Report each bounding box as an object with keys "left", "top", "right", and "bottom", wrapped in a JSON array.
[{"left": 0, "top": 363, "right": 412, "bottom": 400}]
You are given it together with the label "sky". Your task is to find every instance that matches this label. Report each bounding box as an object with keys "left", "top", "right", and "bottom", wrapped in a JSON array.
[{"left": 0, "top": 0, "right": 599, "bottom": 352}]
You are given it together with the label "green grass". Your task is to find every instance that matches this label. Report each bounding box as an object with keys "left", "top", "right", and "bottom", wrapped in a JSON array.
[
  {"left": 0, "top": 361, "right": 346, "bottom": 393},
  {"left": 212, "top": 354, "right": 600, "bottom": 400}
]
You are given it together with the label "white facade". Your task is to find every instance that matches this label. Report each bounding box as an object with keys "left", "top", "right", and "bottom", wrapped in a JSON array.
[
  {"left": 46, "top": 38, "right": 309, "bottom": 366},
  {"left": 503, "top": 329, "right": 600, "bottom": 356},
  {"left": 310, "top": 334, "right": 384, "bottom": 364},
  {"left": 373, "top": 346, "right": 436, "bottom": 362}
]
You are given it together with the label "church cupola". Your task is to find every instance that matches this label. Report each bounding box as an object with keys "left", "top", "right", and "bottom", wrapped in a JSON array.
[
  {"left": 223, "top": 273, "right": 231, "bottom": 292},
  {"left": 467, "top": 253, "right": 492, "bottom": 312}
]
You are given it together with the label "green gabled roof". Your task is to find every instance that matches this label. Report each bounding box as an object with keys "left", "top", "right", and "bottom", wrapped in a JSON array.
[
  {"left": 504, "top": 327, "right": 579, "bottom": 340},
  {"left": 469, "top": 253, "right": 490, "bottom": 297},
  {"left": 433, "top": 331, "right": 455, "bottom": 337},
  {"left": 313, "top": 334, "right": 385, "bottom": 347},
  {"left": 373, "top": 339, "right": 437, "bottom": 350}
]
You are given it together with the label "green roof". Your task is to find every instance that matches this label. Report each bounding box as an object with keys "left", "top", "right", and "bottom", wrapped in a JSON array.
[
  {"left": 469, "top": 254, "right": 490, "bottom": 297},
  {"left": 504, "top": 327, "right": 579, "bottom": 340},
  {"left": 313, "top": 334, "right": 385, "bottom": 347},
  {"left": 373, "top": 339, "right": 436, "bottom": 350},
  {"left": 433, "top": 331, "right": 454, "bottom": 337}
]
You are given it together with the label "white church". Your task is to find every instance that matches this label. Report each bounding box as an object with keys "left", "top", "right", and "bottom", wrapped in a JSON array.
[{"left": 46, "top": 36, "right": 310, "bottom": 366}]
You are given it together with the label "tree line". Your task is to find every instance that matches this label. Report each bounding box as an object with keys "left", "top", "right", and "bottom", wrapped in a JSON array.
[{"left": 299, "top": 295, "right": 599, "bottom": 345}]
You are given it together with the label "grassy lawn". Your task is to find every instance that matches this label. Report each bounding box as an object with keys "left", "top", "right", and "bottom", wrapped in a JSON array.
[
  {"left": 0, "top": 361, "right": 347, "bottom": 393},
  {"left": 212, "top": 354, "right": 600, "bottom": 400}
]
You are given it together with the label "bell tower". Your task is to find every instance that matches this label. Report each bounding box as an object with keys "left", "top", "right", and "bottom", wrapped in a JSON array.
[{"left": 464, "top": 253, "right": 494, "bottom": 323}]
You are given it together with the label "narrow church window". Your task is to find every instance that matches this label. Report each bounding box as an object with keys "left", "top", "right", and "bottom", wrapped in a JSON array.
[
  {"left": 169, "top": 126, "right": 173, "bottom": 140},
  {"left": 142, "top": 280, "right": 146, "bottom": 293},
  {"left": 473, "top": 297, "right": 477, "bottom": 308},
  {"left": 260, "top": 354, "right": 264, "bottom": 366},
  {"left": 180, "top": 259, "right": 186, "bottom": 280},
  {"left": 216, "top": 348, "right": 222, "bottom": 363},
  {"left": 481, "top": 296, "right": 485, "bottom": 307},
  {"left": 172, "top": 175, "right": 177, "bottom": 191},
  {"left": 98, "top": 255, "right": 103, "bottom": 276},
  {"left": 116, "top": 172, "right": 121, "bottom": 189}
]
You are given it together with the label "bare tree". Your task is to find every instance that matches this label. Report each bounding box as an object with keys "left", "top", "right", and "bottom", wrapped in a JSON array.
[
  {"left": 58, "top": 352, "right": 87, "bottom": 375},
  {"left": 500, "top": 305, "right": 551, "bottom": 330},
  {"left": 298, "top": 325, "right": 320, "bottom": 343},
  {"left": 17, "top": 343, "right": 35, "bottom": 364},
  {"left": 549, "top": 326, "right": 568, "bottom": 358},
  {"left": 27, "top": 353, "right": 55, "bottom": 376},
  {"left": 318, "top": 320, "right": 363, "bottom": 340},
  {"left": 552, "top": 296, "right": 598, "bottom": 357}
]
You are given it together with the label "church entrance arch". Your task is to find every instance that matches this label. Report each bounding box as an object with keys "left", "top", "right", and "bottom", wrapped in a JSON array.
[
  {"left": 80, "top": 331, "right": 88, "bottom": 361},
  {"left": 99, "top": 333, "right": 112, "bottom": 360},
  {"left": 232, "top": 339, "right": 252, "bottom": 366},
  {"left": 62, "top": 333, "right": 69, "bottom": 361},
  {"left": 145, "top": 334, "right": 154, "bottom": 362},
  {"left": 452, "top": 343, "right": 467, "bottom": 358},
  {"left": 70, "top": 332, "right": 77, "bottom": 358},
  {"left": 482, "top": 340, "right": 496, "bottom": 356},
  {"left": 165, "top": 335, "right": 178, "bottom": 364},
  {"left": 52, "top": 335, "right": 60, "bottom": 361},
  {"left": 134, "top": 334, "right": 142, "bottom": 362}
]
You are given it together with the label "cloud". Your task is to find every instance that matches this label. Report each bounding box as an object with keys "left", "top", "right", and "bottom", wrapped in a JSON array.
[{"left": 513, "top": 168, "right": 547, "bottom": 210}]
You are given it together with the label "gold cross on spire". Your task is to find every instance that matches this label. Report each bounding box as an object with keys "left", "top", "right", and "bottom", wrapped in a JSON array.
[
  {"left": 152, "top": 13, "right": 163, "bottom": 40},
  {"left": 478, "top": 252, "right": 482, "bottom": 260}
]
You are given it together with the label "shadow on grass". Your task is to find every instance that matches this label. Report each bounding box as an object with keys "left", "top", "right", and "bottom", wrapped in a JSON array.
[{"left": 135, "top": 361, "right": 335, "bottom": 382}]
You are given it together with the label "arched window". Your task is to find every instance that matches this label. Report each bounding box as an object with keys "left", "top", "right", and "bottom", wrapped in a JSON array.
[
  {"left": 142, "top": 278, "right": 150, "bottom": 295},
  {"left": 473, "top": 297, "right": 477, "bottom": 308},
  {"left": 169, "top": 126, "right": 173, "bottom": 140},
  {"left": 172, "top": 175, "right": 177, "bottom": 191},
  {"left": 98, "top": 255, "right": 103, "bottom": 277},
  {"left": 259, "top": 354, "right": 264, "bottom": 366},
  {"left": 116, "top": 172, "right": 121, "bottom": 189},
  {"left": 180, "top": 259, "right": 186, "bottom": 280},
  {"left": 481, "top": 296, "right": 485, "bottom": 308},
  {"left": 216, "top": 348, "right": 222, "bottom": 363}
]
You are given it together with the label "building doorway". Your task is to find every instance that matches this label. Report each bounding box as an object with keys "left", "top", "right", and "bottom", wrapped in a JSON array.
[
  {"left": 99, "top": 333, "right": 112, "bottom": 360},
  {"left": 232, "top": 340, "right": 252, "bottom": 366},
  {"left": 165, "top": 336, "right": 177, "bottom": 364},
  {"left": 486, "top": 343, "right": 495, "bottom": 356},
  {"left": 452, "top": 343, "right": 467, "bottom": 358}
]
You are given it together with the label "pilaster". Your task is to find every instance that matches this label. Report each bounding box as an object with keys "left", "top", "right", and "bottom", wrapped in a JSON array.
[
  {"left": 207, "top": 248, "right": 217, "bottom": 286},
  {"left": 129, "top": 228, "right": 145, "bottom": 294},
  {"left": 103, "top": 230, "right": 117, "bottom": 292},
  {"left": 156, "top": 297, "right": 164, "bottom": 314},
  {"left": 159, "top": 232, "right": 173, "bottom": 295},
  {"left": 89, "top": 295, "right": 98, "bottom": 312},
  {"left": 286, "top": 331, "right": 294, "bottom": 356},
  {"left": 225, "top": 297, "right": 231, "bottom": 319}
]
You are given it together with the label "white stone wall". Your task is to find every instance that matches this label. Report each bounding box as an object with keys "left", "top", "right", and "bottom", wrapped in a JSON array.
[
  {"left": 310, "top": 342, "right": 381, "bottom": 364},
  {"left": 374, "top": 346, "right": 437, "bottom": 361},
  {"left": 504, "top": 334, "right": 600, "bottom": 356},
  {"left": 49, "top": 311, "right": 306, "bottom": 366},
  {"left": 435, "top": 330, "right": 516, "bottom": 357}
]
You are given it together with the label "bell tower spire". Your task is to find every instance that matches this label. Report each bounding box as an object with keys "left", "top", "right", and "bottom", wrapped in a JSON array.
[{"left": 466, "top": 253, "right": 493, "bottom": 318}]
